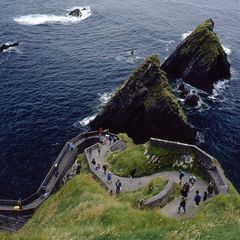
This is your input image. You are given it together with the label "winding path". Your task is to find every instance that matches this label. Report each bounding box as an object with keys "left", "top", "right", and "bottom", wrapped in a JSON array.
[{"left": 86, "top": 138, "right": 209, "bottom": 218}]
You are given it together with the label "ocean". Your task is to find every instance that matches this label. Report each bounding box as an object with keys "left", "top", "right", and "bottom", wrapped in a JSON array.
[{"left": 0, "top": 0, "right": 239, "bottom": 199}]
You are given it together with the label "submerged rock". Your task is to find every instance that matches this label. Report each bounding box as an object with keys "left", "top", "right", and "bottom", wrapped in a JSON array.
[
  {"left": 162, "top": 19, "right": 231, "bottom": 93},
  {"left": 184, "top": 94, "right": 199, "bottom": 107},
  {"left": 68, "top": 9, "right": 82, "bottom": 17},
  {"left": 90, "top": 55, "right": 196, "bottom": 143},
  {"left": 0, "top": 42, "right": 19, "bottom": 52}
]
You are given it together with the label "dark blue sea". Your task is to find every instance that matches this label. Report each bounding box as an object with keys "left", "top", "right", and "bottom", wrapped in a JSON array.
[{"left": 0, "top": 0, "right": 239, "bottom": 199}]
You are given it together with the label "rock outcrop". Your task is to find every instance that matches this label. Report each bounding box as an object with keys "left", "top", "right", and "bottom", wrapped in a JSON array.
[
  {"left": 90, "top": 55, "right": 196, "bottom": 143},
  {"left": 68, "top": 9, "right": 82, "bottom": 17},
  {"left": 162, "top": 19, "right": 230, "bottom": 93},
  {"left": 184, "top": 94, "right": 199, "bottom": 107},
  {"left": 0, "top": 42, "right": 19, "bottom": 53}
]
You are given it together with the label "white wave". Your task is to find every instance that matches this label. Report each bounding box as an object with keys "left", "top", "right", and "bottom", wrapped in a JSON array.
[
  {"left": 159, "top": 39, "right": 175, "bottom": 45},
  {"left": 115, "top": 55, "right": 142, "bottom": 64},
  {"left": 98, "top": 92, "right": 113, "bottom": 106},
  {"left": 222, "top": 45, "right": 231, "bottom": 55},
  {"left": 14, "top": 6, "right": 91, "bottom": 26},
  {"left": 212, "top": 80, "right": 229, "bottom": 97},
  {"left": 196, "top": 131, "right": 205, "bottom": 144},
  {"left": 181, "top": 31, "right": 192, "bottom": 40},
  {"left": 79, "top": 114, "right": 96, "bottom": 126}
]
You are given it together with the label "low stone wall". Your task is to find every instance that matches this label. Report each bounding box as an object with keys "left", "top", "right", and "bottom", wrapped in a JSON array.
[
  {"left": 150, "top": 138, "right": 228, "bottom": 194},
  {"left": 143, "top": 179, "right": 175, "bottom": 208}
]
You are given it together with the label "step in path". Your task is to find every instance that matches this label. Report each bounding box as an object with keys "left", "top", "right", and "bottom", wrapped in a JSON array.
[{"left": 86, "top": 138, "right": 209, "bottom": 218}]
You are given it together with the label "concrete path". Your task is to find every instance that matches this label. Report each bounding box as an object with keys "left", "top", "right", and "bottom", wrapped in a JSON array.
[{"left": 87, "top": 139, "right": 209, "bottom": 218}]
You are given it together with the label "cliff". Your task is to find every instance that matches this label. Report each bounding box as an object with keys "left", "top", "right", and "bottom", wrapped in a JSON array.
[
  {"left": 90, "top": 55, "right": 196, "bottom": 143},
  {"left": 162, "top": 19, "right": 231, "bottom": 92}
]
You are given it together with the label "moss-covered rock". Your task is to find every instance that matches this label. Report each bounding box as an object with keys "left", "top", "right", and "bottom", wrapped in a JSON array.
[
  {"left": 162, "top": 19, "right": 231, "bottom": 92},
  {"left": 90, "top": 55, "right": 196, "bottom": 143}
]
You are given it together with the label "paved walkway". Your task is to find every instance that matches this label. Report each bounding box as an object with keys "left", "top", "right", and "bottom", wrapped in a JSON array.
[{"left": 87, "top": 138, "right": 209, "bottom": 218}]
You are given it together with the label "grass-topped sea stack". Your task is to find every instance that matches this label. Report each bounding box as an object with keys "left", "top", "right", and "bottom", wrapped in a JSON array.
[
  {"left": 90, "top": 55, "right": 196, "bottom": 143},
  {"left": 162, "top": 19, "right": 231, "bottom": 92}
]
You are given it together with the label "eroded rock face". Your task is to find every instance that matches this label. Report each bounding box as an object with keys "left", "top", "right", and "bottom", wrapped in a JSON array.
[
  {"left": 90, "top": 55, "right": 196, "bottom": 143},
  {"left": 68, "top": 9, "right": 82, "bottom": 17},
  {"left": 162, "top": 19, "right": 230, "bottom": 93}
]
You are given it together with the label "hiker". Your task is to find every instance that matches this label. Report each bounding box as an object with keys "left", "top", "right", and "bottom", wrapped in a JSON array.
[
  {"left": 130, "top": 168, "right": 137, "bottom": 179},
  {"left": 178, "top": 197, "right": 186, "bottom": 214},
  {"left": 181, "top": 187, "right": 188, "bottom": 198},
  {"left": 98, "top": 127, "right": 103, "bottom": 136},
  {"left": 107, "top": 172, "right": 112, "bottom": 183},
  {"left": 67, "top": 142, "right": 74, "bottom": 151},
  {"left": 18, "top": 199, "right": 22, "bottom": 210},
  {"left": 99, "top": 137, "right": 103, "bottom": 145},
  {"left": 115, "top": 179, "right": 122, "bottom": 194},
  {"left": 109, "top": 135, "right": 113, "bottom": 145},
  {"left": 41, "top": 185, "right": 47, "bottom": 195},
  {"left": 76, "top": 164, "right": 82, "bottom": 174},
  {"left": 183, "top": 182, "right": 190, "bottom": 193},
  {"left": 54, "top": 162, "right": 59, "bottom": 177},
  {"left": 91, "top": 158, "right": 96, "bottom": 166},
  {"left": 194, "top": 190, "right": 201, "bottom": 206},
  {"left": 203, "top": 191, "right": 208, "bottom": 202},
  {"left": 189, "top": 175, "right": 196, "bottom": 188},
  {"left": 103, "top": 164, "right": 107, "bottom": 175},
  {"left": 95, "top": 163, "right": 101, "bottom": 172},
  {"left": 179, "top": 170, "right": 185, "bottom": 185},
  {"left": 207, "top": 181, "right": 214, "bottom": 197},
  {"left": 98, "top": 147, "right": 101, "bottom": 156}
]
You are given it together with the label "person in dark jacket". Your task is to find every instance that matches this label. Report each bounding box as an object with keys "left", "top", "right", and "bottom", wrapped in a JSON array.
[
  {"left": 179, "top": 170, "right": 185, "bottom": 185},
  {"left": 207, "top": 181, "right": 214, "bottom": 197},
  {"left": 115, "top": 179, "right": 122, "bottom": 194},
  {"left": 194, "top": 190, "right": 201, "bottom": 206},
  {"left": 203, "top": 191, "right": 208, "bottom": 202},
  {"left": 178, "top": 197, "right": 186, "bottom": 214},
  {"left": 181, "top": 187, "right": 188, "bottom": 198}
]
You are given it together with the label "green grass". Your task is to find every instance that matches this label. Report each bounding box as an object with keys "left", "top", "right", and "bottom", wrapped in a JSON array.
[
  {"left": 179, "top": 19, "right": 224, "bottom": 65},
  {"left": 107, "top": 144, "right": 153, "bottom": 177},
  {"left": 1, "top": 174, "right": 239, "bottom": 240},
  {"left": 118, "top": 177, "right": 168, "bottom": 206}
]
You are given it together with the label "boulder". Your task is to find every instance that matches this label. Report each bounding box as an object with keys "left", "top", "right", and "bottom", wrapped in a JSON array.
[
  {"left": 185, "top": 94, "right": 199, "bottom": 107},
  {"left": 162, "top": 19, "right": 231, "bottom": 93},
  {"left": 68, "top": 9, "right": 82, "bottom": 17},
  {"left": 90, "top": 55, "right": 196, "bottom": 143},
  {"left": 178, "top": 83, "right": 189, "bottom": 98},
  {"left": 0, "top": 42, "right": 19, "bottom": 52}
]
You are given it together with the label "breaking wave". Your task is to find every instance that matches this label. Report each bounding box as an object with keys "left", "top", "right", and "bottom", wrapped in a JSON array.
[
  {"left": 181, "top": 31, "right": 192, "bottom": 40},
  {"left": 79, "top": 114, "right": 97, "bottom": 126},
  {"left": 222, "top": 45, "right": 231, "bottom": 55},
  {"left": 14, "top": 6, "right": 91, "bottom": 26}
]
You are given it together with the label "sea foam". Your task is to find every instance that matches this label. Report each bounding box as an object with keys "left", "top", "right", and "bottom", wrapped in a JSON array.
[{"left": 14, "top": 6, "right": 91, "bottom": 26}]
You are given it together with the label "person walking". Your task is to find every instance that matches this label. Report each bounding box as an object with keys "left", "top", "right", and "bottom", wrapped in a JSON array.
[
  {"left": 183, "top": 182, "right": 190, "bottom": 194},
  {"left": 91, "top": 158, "right": 96, "bottom": 166},
  {"left": 194, "top": 190, "right": 201, "bottom": 206},
  {"left": 107, "top": 172, "right": 112, "bottom": 183},
  {"left": 103, "top": 164, "right": 107, "bottom": 175},
  {"left": 54, "top": 162, "right": 59, "bottom": 177},
  {"left": 189, "top": 176, "right": 196, "bottom": 189},
  {"left": 203, "top": 191, "right": 208, "bottom": 202},
  {"left": 98, "top": 146, "right": 101, "bottom": 156},
  {"left": 115, "top": 179, "right": 122, "bottom": 194},
  {"left": 179, "top": 170, "right": 185, "bottom": 185},
  {"left": 181, "top": 187, "right": 188, "bottom": 198},
  {"left": 178, "top": 197, "right": 186, "bottom": 214}
]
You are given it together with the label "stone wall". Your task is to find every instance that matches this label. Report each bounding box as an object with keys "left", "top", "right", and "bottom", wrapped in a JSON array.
[
  {"left": 143, "top": 179, "right": 175, "bottom": 208},
  {"left": 150, "top": 138, "right": 228, "bottom": 194}
]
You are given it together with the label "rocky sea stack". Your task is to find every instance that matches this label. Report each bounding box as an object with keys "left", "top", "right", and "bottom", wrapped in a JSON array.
[
  {"left": 162, "top": 19, "right": 231, "bottom": 92},
  {"left": 90, "top": 55, "right": 196, "bottom": 143}
]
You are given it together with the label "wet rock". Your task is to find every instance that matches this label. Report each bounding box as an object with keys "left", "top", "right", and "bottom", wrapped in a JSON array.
[
  {"left": 68, "top": 9, "right": 82, "bottom": 17},
  {"left": 185, "top": 94, "right": 199, "bottom": 107}
]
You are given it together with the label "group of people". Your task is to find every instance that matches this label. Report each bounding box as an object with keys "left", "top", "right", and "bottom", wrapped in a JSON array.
[
  {"left": 91, "top": 157, "right": 122, "bottom": 194},
  {"left": 178, "top": 170, "right": 215, "bottom": 214}
]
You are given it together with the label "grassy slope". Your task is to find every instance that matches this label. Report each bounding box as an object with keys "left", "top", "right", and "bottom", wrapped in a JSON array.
[
  {"left": 1, "top": 174, "right": 239, "bottom": 240},
  {"left": 107, "top": 134, "right": 199, "bottom": 177}
]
